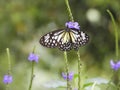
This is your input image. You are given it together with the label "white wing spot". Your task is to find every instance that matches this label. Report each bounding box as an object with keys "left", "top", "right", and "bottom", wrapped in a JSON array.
[
  {"left": 50, "top": 39, "right": 52, "bottom": 42},
  {"left": 53, "top": 40, "right": 55, "bottom": 43},
  {"left": 44, "top": 34, "right": 50, "bottom": 42},
  {"left": 54, "top": 36, "right": 58, "bottom": 39},
  {"left": 48, "top": 43, "right": 50, "bottom": 45},
  {"left": 78, "top": 39, "right": 80, "bottom": 41},
  {"left": 81, "top": 32, "right": 86, "bottom": 40},
  {"left": 51, "top": 44, "right": 54, "bottom": 46},
  {"left": 52, "top": 37, "right": 55, "bottom": 39}
]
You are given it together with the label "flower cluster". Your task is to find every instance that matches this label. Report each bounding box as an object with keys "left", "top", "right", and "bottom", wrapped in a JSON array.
[
  {"left": 65, "top": 21, "right": 80, "bottom": 30},
  {"left": 62, "top": 72, "right": 74, "bottom": 81},
  {"left": 110, "top": 60, "right": 120, "bottom": 71},
  {"left": 3, "top": 75, "right": 13, "bottom": 84},
  {"left": 28, "top": 53, "right": 39, "bottom": 63}
]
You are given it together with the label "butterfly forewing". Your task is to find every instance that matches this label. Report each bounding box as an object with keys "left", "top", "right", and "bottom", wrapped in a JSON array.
[{"left": 39, "top": 29, "right": 65, "bottom": 48}]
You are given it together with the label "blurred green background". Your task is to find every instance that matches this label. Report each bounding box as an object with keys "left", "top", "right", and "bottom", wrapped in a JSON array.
[{"left": 0, "top": 0, "right": 120, "bottom": 90}]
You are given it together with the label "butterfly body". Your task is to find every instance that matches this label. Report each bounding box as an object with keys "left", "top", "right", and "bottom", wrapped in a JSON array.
[{"left": 39, "top": 28, "right": 89, "bottom": 51}]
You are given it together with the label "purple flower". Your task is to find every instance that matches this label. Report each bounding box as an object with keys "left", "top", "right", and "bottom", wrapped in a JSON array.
[
  {"left": 62, "top": 72, "right": 74, "bottom": 81},
  {"left": 110, "top": 60, "right": 120, "bottom": 71},
  {"left": 3, "top": 75, "right": 13, "bottom": 84},
  {"left": 65, "top": 21, "right": 80, "bottom": 30},
  {"left": 28, "top": 53, "right": 39, "bottom": 63}
]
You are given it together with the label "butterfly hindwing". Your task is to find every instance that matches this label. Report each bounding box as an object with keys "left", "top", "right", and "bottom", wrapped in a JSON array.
[{"left": 58, "top": 39, "right": 72, "bottom": 51}]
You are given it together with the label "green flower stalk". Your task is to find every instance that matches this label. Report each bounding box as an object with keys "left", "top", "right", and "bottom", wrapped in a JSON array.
[
  {"left": 6, "top": 48, "right": 11, "bottom": 75},
  {"left": 28, "top": 46, "right": 39, "bottom": 90},
  {"left": 65, "top": 0, "right": 74, "bottom": 22},
  {"left": 77, "top": 50, "right": 81, "bottom": 90},
  {"left": 65, "top": 0, "right": 73, "bottom": 89},
  {"left": 4, "top": 48, "right": 12, "bottom": 90},
  {"left": 107, "top": 9, "right": 119, "bottom": 89},
  {"left": 65, "top": 0, "right": 82, "bottom": 90},
  {"left": 64, "top": 0, "right": 73, "bottom": 89},
  {"left": 64, "top": 51, "right": 70, "bottom": 90},
  {"left": 28, "top": 61, "right": 35, "bottom": 90},
  {"left": 107, "top": 10, "right": 119, "bottom": 61}
]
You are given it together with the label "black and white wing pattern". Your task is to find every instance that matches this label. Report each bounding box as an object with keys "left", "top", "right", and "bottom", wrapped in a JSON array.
[
  {"left": 39, "top": 28, "right": 89, "bottom": 51},
  {"left": 69, "top": 29, "right": 89, "bottom": 50},
  {"left": 39, "top": 29, "right": 66, "bottom": 48}
]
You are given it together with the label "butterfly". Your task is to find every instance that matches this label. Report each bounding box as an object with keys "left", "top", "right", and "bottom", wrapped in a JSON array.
[{"left": 39, "top": 28, "right": 89, "bottom": 51}]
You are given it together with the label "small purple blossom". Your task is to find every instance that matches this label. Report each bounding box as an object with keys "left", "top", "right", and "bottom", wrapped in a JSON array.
[
  {"left": 3, "top": 75, "right": 13, "bottom": 84},
  {"left": 28, "top": 53, "right": 39, "bottom": 63},
  {"left": 65, "top": 21, "right": 80, "bottom": 30},
  {"left": 110, "top": 60, "right": 120, "bottom": 71},
  {"left": 62, "top": 72, "right": 74, "bottom": 81}
]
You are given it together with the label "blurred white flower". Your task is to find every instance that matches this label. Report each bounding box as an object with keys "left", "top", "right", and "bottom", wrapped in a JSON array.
[{"left": 86, "top": 8, "right": 101, "bottom": 23}]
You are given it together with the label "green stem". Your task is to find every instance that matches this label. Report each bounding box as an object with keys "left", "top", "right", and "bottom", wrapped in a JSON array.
[
  {"left": 6, "top": 48, "right": 11, "bottom": 74},
  {"left": 28, "top": 61, "right": 35, "bottom": 90},
  {"left": 107, "top": 9, "right": 119, "bottom": 89},
  {"left": 6, "top": 48, "right": 11, "bottom": 90},
  {"left": 107, "top": 9, "right": 119, "bottom": 61},
  {"left": 28, "top": 46, "right": 36, "bottom": 90},
  {"left": 65, "top": 0, "right": 82, "bottom": 89},
  {"left": 64, "top": 51, "right": 70, "bottom": 90},
  {"left": 32, "top": 45, "right": 36, "bottom": 53},
  {"left": 65, "top": 0, "right": 74, "bottom": 22},
  {"left": 77, "top": 50, "right": 81, "bottom": 90},
  {"left": 6, "top": 84, "right": 9, "bottom": 90}
]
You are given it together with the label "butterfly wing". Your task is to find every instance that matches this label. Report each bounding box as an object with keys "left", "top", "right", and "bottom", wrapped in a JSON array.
[
  {"left": 39, "top": 29, "right": 66, "bottom": 48},
  {"left": 70, "top": 29, "right": 89, "bottom": 50},
  {"left": 58, "top": 41, "right": 72, "bottom": 51},
  {"left": 39, "top": 28, "right": 89, "bottom": 51}
]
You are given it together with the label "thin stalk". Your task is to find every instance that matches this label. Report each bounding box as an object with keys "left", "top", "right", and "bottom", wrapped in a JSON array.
[
  {"left": 107, "top": 9, "right": 119, "bottom": 61},
  {"left": 77, "top": 50, "right": 81, "bottom": 90},
  {"left": 28, "top": 46, "right": 36, "bottom": 90},
  {"left": 107, "top": 9, "right": 119, "bottom": 89},
  {"left": 6, "top": 48, "right": 12, "bottom": 90},
  {"left": 6, "top": 48, "right": 11, "bottom": 74},
  {"left": 64, "top": 51, "right": 70, "bottom": 90},
  {"left": 65, "top": 0, "right": 82, "bottom": 89},
  {"left": 6, "top": 84, "right": 9, "bottom": 90},
  {"left": 65, "top": 0, "right": 74, "bottom": 22},
  {"left": 32, "top": 45, "right": 36, "bottom": 53},
  {"left": 64, "top": 1, "right": 74, "bottom": 88},
  {"left": 28, "top": 61, "right": 35, "bottom": 90}
]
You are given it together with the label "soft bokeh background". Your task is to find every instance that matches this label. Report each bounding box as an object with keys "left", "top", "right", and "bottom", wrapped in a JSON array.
[{"left": 0, "top": 0, "right": 120, "bottom": 90}]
